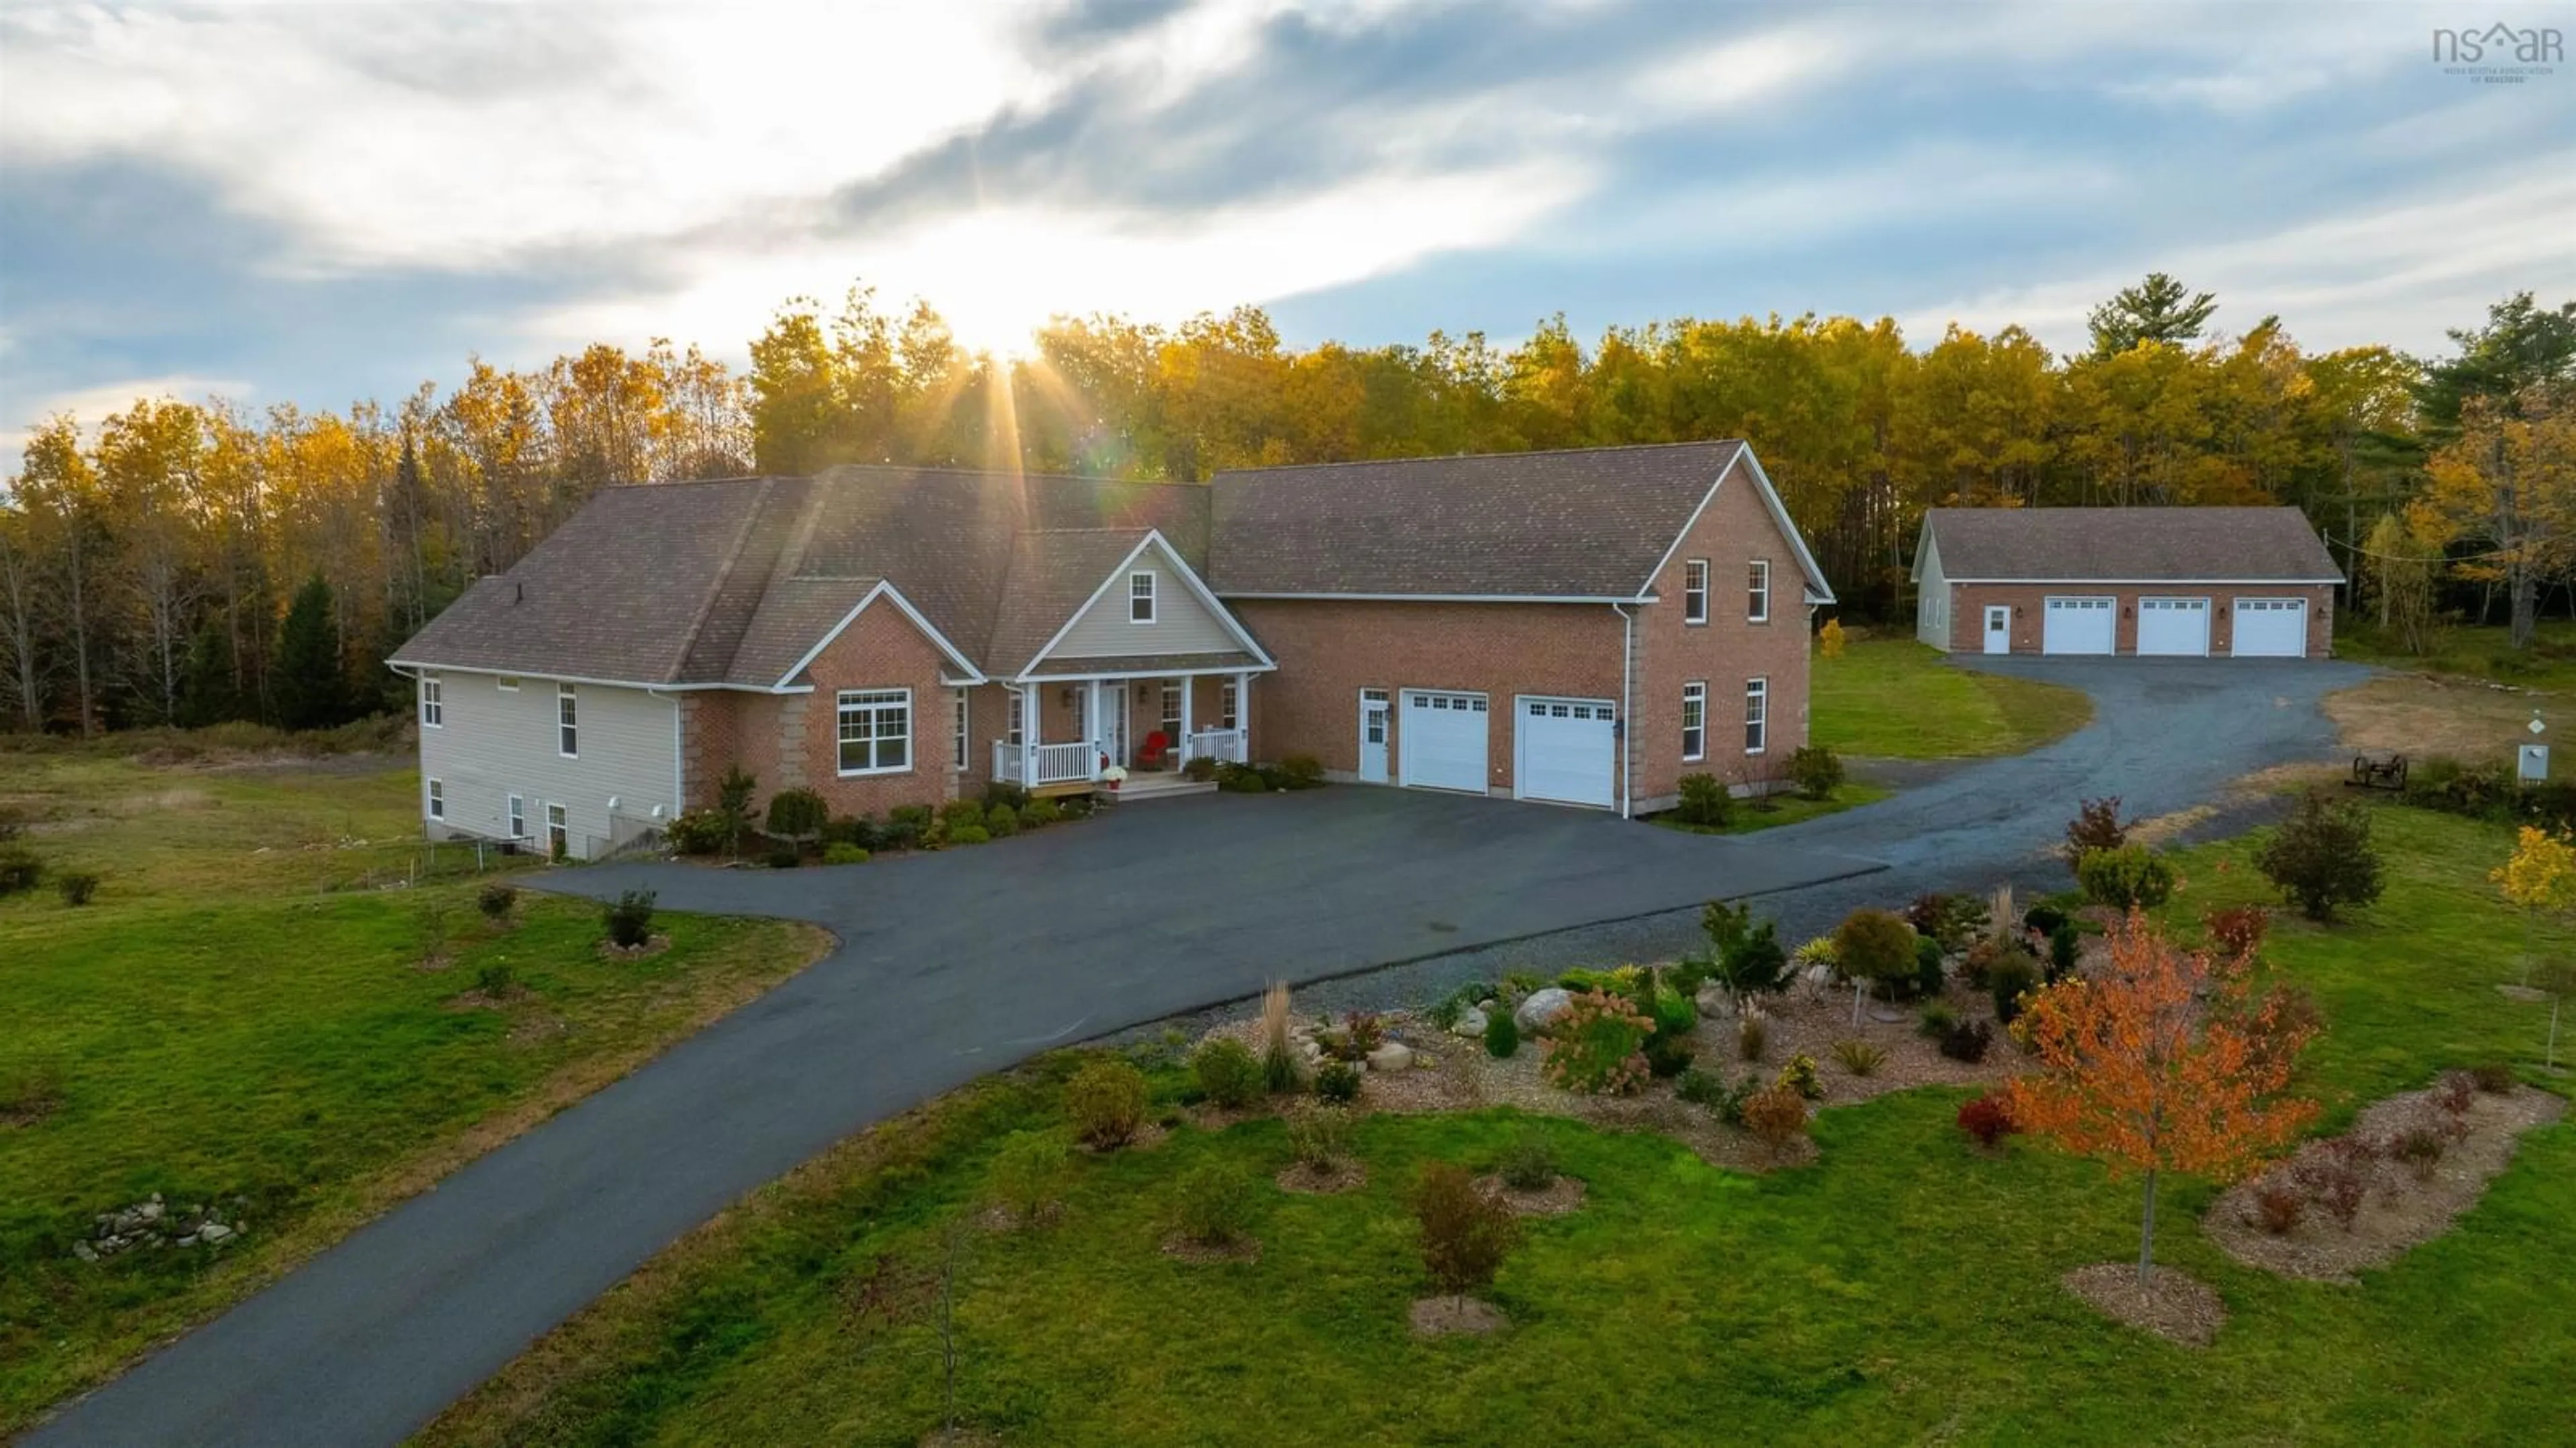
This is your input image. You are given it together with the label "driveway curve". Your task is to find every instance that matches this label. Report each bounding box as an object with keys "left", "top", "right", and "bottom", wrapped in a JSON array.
[{"left": 28, "top": 656, "right": 2365, "bottom": 1448}]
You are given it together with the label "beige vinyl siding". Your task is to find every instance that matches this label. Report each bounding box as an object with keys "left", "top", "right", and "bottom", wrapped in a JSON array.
[
  {"left": 1046, "top": 539, "right": 1244, "bottom": 659},
  {"left": 417, "top": 671, "right": 679, "bottom": 860},
  {"left": 1915, "top": 533, "right": 1951, "bottom": 650}
]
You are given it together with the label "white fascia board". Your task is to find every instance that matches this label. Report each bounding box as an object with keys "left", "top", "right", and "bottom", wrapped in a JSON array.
[
  {"left": 771, "top": 580, "right": 989, "bottom": 689},
  {"left": 1947, "top": 577, "right": 2345, "bottom": 585},
  {"left": 1216, "top": 590, "right": 1655, "bottom": 604},
  {"left": 1011, "top": 662, "right": 1282, "bottom": 684},
  {"left": 1023, "top": 532, "right": 1278, "bottom": 672},
  {"left": 383, "top": 661, "right": 765, "bottom": 693},
  {"left": 1632, "top": 442, "right": 1837, "bottom": 606}
]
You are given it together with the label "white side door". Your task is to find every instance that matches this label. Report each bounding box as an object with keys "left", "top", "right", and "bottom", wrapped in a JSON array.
[
  {"left": 2042, "top": 597, "right": 2116, "bottom": 655},
  {"left": 1514, "top": 697, "right": 1617, "bottom": 809},
  {"left": 1358, "top": 689, "right": 1390, "bottom": 784},
  {"left": 2135, "top": 597, "right": 2210, "bottom": 656},
  {"left": 2231, "top": 597, "right": 2308, "bottom": 657},
  {"left": 1400, "top": 691, "right": 1488, "bottom": 794},
  {"left": 1983, "top": 605, "right": 2012, "bottom": 655}
]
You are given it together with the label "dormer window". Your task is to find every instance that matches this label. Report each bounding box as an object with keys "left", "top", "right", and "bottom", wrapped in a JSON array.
[{"left": 1129, "top": 570, "right": 1157, "bottom": 623}]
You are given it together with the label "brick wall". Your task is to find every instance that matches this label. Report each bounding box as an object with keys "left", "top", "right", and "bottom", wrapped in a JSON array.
[
  {"left": 1945, "top": 582, "right": 2337, "bottom": 656},
  {"left": 1631, "top": 456, "right": 1817, "bottom": 809}
]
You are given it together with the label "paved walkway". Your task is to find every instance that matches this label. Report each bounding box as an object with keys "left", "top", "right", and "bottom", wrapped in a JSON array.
[{"left": 28, "top": 655, "right": 2365, "bottom": 1447}]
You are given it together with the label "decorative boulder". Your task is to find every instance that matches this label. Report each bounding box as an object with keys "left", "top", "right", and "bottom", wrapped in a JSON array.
[
  {"left": 1451, "top": 1007, "right": 1489, "bottom": 1039},
  {"left": 1366, "top": 1041, "right": 1415, "bottom": 1073},
  {"left": 1513, "top": 986, "right": 1574, "bottom": 1035}
]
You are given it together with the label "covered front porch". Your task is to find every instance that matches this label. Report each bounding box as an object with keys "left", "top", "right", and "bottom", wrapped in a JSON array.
[{"left": 993, "top": 663, "right": 1258, "bottom": 795}]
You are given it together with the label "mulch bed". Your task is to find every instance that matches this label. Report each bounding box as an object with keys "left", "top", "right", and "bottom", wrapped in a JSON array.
[
  {"left": 1409, "top": 1295, "right": 1507, "bottom": 1337},
  {"left": 596, "top": 935, "right": 672, "bottom": 962},
  {"left": 1275, "top": 1159, "right": 1366, "bottom": 1195},
  {"left": 2061, "top": 1263, "right": 2226, "bottom": 1347},
  {"left": 1474, "top": 1172, "right": 1587, "bottom": 1217},
  {"left": 2206, "top": 1083, "right": 2567, "bottom": 1284},
  {"left": 1159, "top": 1233, "right": 1261, "bottom": 1265}
]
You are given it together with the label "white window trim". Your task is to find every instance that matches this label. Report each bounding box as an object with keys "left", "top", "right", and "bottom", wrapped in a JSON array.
[
  {"left": 507, "top": 793, "right": 525, "bottom": 839},
  {"left": 420, "top": 676, "right": 443, "bottom": 728},
  {"left": 1745, "top": 677, "right": 1769, "bottom": 756},
  {"left": 557, "top": 682, "right": 579, "bottom": 759},
  {"left": 1681, "top": 681, "right": 1707, "bottom": 763},
  {"left": 1683, "top": 560, "right": 1709, "bottom": 625},
  {"left": 1220, "top": 680, "right": 1240, "bottom": 731},
  {"left": 836, "top": 687, "right": 914, "bottom": 778},
  {"left": 1006, "top": 689, "right": 1024, "bottom": 747},
  {"left": 1129, "top": 570, "right": 1157, "bottom": 624},
  {"left": 545, "top": 802, "right": 568, "bottom": 854},
  {"left": 496, "top": 676, "right": 520, "bottom": 692},
  {"left": 1159, "top": 680, "right": 1182, "bottom": 738},
  {"left": 952, "top": 688, "right": 969, "bottom": 772},
  {"left": 426, "top": 778, "right": 445, "bottom": 819},
  {"left": 1748, "top": 560, "right": 1772, "bottom": 624}
]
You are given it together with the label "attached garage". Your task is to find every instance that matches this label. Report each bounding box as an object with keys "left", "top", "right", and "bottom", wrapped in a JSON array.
[
  {"left": 1514, "top": 696, "right": 1616, "bottom": 809},
  {"left": 2231, "top": 597, "right": 2308, "bottom": 657},
  {"left": 1400, "top": 690, "right": 1488, "bottom": 794},
  {"left": 2136, "top": 597, "right": 2210, "bottom": 656},
  {"left": 2042, "top": 597, "right": 2116, "bottom": 655}
]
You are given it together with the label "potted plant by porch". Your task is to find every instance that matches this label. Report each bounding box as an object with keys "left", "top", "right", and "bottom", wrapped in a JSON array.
[{"left": 1101, "top": 764, "right": 1128, "bottom": 792}]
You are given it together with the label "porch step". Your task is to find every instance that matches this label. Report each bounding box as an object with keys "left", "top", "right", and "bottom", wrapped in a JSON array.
[{"left": 1105, "top": 777, "right": 1218, "bottom": 803}]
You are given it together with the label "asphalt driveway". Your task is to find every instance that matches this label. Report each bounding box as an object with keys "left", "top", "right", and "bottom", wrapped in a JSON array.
[{"left": 30, "top": 654, "right": 2367, "bottom": 1448}]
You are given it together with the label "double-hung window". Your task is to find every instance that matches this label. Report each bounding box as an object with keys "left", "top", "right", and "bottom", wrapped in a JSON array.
[
  {"left": 1683, "top": 560, "right": 1709, "bottom": 625},
  {"left": 1681, "top": 682, "right": 1706, "bottom": 762},
  {"left": 1007, "top": 689, "right": 1025, "bottom": 747},
  {"left": 1747, "top": 560, "right": 1771, "bottom": 623},
  {"left": 837, "top": 688, "right": 911, "bottom": 775},
  {"left": 426, "top": 778, "right": 445, "bottom": 819},
  {"left": 1744, "top": 677, "right": 1768, "bottom": 755},
  {"left": 1220, "top": 680, "right": 1240, "bottom": 731},
  {"left": 1129, "top": 570, "right": 1157, "bottom": 623},
  {"left": 420, "top": 676, "right": 443, "bottom": 727},
  {"left": 508, "top": 794, "right": 525, "bottom": 839},
  {"left": 556, "top": 683, "right": 579, "bottom": 758},
  {"left": 1161, "top": 681, "right": 1182, "bottom": 741},
  {"left": 952, "top": 689, "right": 969, "bottom": 770}
]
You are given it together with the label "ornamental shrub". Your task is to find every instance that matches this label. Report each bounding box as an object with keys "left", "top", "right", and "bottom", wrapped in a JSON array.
[
  {"left": 2023, "top": 903, "right": 2070, "bottom": 936},
  {"left": 987, "top": 1130, "right": 1073, "bottom": 1225},
  {"left": 2472, "top": 1061, "right": 2518, "bottom": 1094},
  {"left": 2204, "top": 904, "right": 2271, "bottom": 962},
  {"left": 663, "top": 809, "right": 731, "bottom": 856},
  {"left": 879, "top": 805, "right": 931, "bottom": 851},
  {"left": 1737, "top": 1013, "right": 1769, "bottom": 1062},
  {"left": 1740, "top": 1082, "right": 1810, "bottom": 1158},
  {"left": 56, "top": 870, "right": 101, "bottom": 907},
  {"left": 477, "top": 881, "right": 518, "bottom": 920},
  {"left": 1284, "top": 1100, "right": 1352, "bottom": 1168},
  {"left": 1540, "top": 989, "right": 1654, "bottom": 1095},
  {"left": 1987, "top": 950, "right": 2041, "bottom": 1024},
  {"left": 1786, "top": 744, "right": 1845, "bottom": 800},
  {"left": 1497, "top": 1131, "right": 1558, "bottom": 1191},
  {"left": 1413, "top": 1161, "right": 1521, "bottom": 1294},
  {"left": 603, "top": 888, "right": 656, "bottom": 949},
  {"left": 1644, "top": 1033, "right": 1697, "bottom": 1078},
  {"left": 1833, "top": 908, "right": 1919, "bottom": 994},
  {"left": 985, "top": 802, "right": 1020, "bottom": 838},
  {"left": 821, "top": 814, "right": 877, "bottom": 849},
  {"left": 1275, "top": 754, "right": 1327, "bottom": 789},
  {"left": 2254, "top": 790, "right": 2386, "bottom": 922},
  {"left": 2076, "top": 843, "right": 2176, "bottom": 909},
  {"left": 1169, "top": 1162, "right": 1258, "bottom": 1245},
  {"left": 1831, "top": 1039, "right": 1885, "bottom": 1076},
  {"left": 762, "top": 787, "right": 828, "bottom": 840},
  {"left": 1938, "top": 1019, "right": 1994, "bottom": 1063},
  {"left": 1190, "top": 1037, "right": 1263, "bottom": 1109},
  {"left": 1065, "top": 1058, "right": 1150, "bottom": 1148},
  {"left": 1314, "top": 1059, "right": 1362, "bottom": 1104},
  {"left": 1701, "top": 900, "right": 1791, "bottom": 999},
  {"left": 1023, "top": 796, "right": 1065, "bottom": 827},
  {"left": 1914, "top": 935, "right": 1946, "bottom": 998},
  {"left": 2063, "top": 794, "right": 2129, "bottom": 875},
  {"left": 1674, "top": 772, "right": 1733, "bottom": 827},
  {"left": 1483, "top": 1009, "right": 1519, "bottom": 1059},
  {"left": 946, "top": 825, "right": 992, "bottom": 846},
  {"left": 1778, "top": 1051, "right": 1823, "bottom": 1100},
  {"left": 765, "top": 845, "right": 800, "bottom": 869},
  {"left": 982, "top": 780, "right": 1030, "bottom": 811},
  {"left": 1918, "top": 1000, "right": 1959, "bottom": 1039},
  {"left": 1181, "top": 756, "right": 1218, "bottom": 782},
  {"left": 2251, "top": 1184, "right": 2305, "bottom": 1235},
  {"left": 822, "top": 843, "right": 871, "bottom": 866},
  {"left": 940, "top": 798, "right": 987, "bottom": 832},
  {"left": 1956, "top": 1091, "right": 2017, "bottom": 1147},
  {"left": 2047, "top": 923, "right": 2082, "bottom": 981}
]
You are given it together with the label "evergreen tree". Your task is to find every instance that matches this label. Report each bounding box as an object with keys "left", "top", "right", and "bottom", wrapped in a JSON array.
[
  {"left": 178, "top": 621, "right": 241, "bottom": 727},
  {"left": 2086, "top": 272, "right": 2219, "bottom": 360},
  {"left": 272, "top": 575, "right": 345, "bottom": 731}
]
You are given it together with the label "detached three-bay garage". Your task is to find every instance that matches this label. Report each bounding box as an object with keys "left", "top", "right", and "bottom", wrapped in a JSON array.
[{"left": 1913, "top": 506, "right": 2343, "bottom": 660}]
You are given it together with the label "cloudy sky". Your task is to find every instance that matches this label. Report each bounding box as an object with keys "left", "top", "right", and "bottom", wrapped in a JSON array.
[{"left": 2, "top": 1, "right": 2570, "bottom": 446}]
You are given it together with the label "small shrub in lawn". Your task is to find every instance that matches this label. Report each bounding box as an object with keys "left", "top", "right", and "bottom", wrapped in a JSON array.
[
  {"left": 604, "top": 889, "right": 657, "bottom": 949},
  {"left": 1314, "top": 1059, "right": 1362, "bottom": 1104},
  {"left": 2251, "top": 1184, "right": 2306, "bottom": 1236},
  {"left": 765, "top": 845, "right": 801, "bottom": 870},
  {"left": 1284, "top": 1100, "right": 1352, "bottom": 1168},
  {"left": 1483, "top": 1009, "right": 1519, "bottom": 1059},
  {"left": 2294, "top": 1139, "right": 2373, "bottom": 1230},
  {"left": 1939, "top": 1019, "right": 1994, "bottom": 1064},
  {"left": 1022, "top": 796, "right": 1064, "bottom": 827},
  {"left": 1644, "top": 1033, "right": 1697, "bottom": 1078},
  {"left": 477, "top": 881, "right": 518, "bottom": 920},
  {"left": 1065, "top": 1059, "right": 1150, "bottom": 1149},
  {"left": 946, "top": 825, "right": 991, "bottom": 847},
  {"left": 1786, "top": 744, "right": 1845, "bottom": 800},
  {"left": 2076, "top": 844, "right": 2176, "bottom": 909},
  {"left": 1275, "top": 754, "right": 1327, "bottom": 789},
  {"left": 474, "top": 961, "right": 517, "bottom": 996},
  {"left": 822, "top": 843, "right": 871, "bottom": 865},
  {"left": 1674, "top": 772, "right": 1734, "bottom": 827},
  {"left": 1190, "top": 1037, "right": 1263, "bottom": 1109},
  {"left": 2063, "top": 794, "right": 2129, "bottom": 874},
  {"left": 2204, "top": 904, "right": 2271, "bottom": 962},
  {"left": 1778, "top": 1051, "right": 1823, "bottom": 1100},
  {"left": 2433, "top": 1069, "right": 2477, "bottom": 1117},
  {"left": 762, "top": 787, "right": 828, "bottom": 841},
  {"left": 2392, "top": 1127, "right": 2445, "bottom": 1182},
  {"left": 1497, "top": 1131, "right": 1558, "bottom": 1191},
  {"left": 2255, "top": 790, "right": 2386, "bottom": 922},
  {"left": 1413, "top": 1161, "right": 1521, "bottom": 1295},
  {"left": 1741, "top": 1082, "right": 1810, "bottom": 1159},
  {"left": 1919, "top": 1001, "right": 1959, "bottom": 1039},
  {"left": 1831, "top": 1039, "right": 1885, "bottom": 1076},
  {"left": 2472, "top": 1061, "right": 2518, "bottom": 1094},
  {"left": 1956, "top": 1090, "right": 2017, "bottom": 1147},
  {"left": 2047, "top": 923, "right": 2082, "bottom": 982},
  {"left": 1169, "top": 1162, "right": 1258, "bottom": 1246},
  {"left": 1737, "top": 1013, "right": 1769, "bottom": 1062},
  {"left": 0, "top": 845, "right": 43, "bottom": 896},
  {"left": 1988, "top": 951, "right": 2041, "bottom": 1024},
  {"left": 56, "top": 870, "right": 101, "bottom": 907},
  {"left": 987, "top": 1131, "right": 1073, "bottom": 1225},
  {"left": 1541, "top": 990, "right": 1654, "bottom": 1095}
]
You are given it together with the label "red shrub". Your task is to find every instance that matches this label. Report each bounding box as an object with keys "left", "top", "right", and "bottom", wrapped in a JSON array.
[
  {"left": 1956, "top": 1091, "right": 2019, "bottom": 1148},
  {"left": 2251, "top": 1184, "right": 2304, "bottom": 1235},
  {"left": 2204, "top": 904, "right": 2270, "bottom": 963}
]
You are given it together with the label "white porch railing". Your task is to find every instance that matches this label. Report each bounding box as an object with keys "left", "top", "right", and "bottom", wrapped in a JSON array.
[
  {"left": 994, "top": 739, "right": 1100, "bottom": 786},
  {"left": 1179, "top": 727, "right": 1247, "bottom": 766}
]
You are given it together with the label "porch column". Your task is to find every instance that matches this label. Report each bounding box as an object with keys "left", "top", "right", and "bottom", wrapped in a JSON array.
[
  {"left": 1022, "top": 684, "right": 1040, "bottom": 786},
  {"left": 1178, "top": 674, "right": 1195, "bottom": 762},
  {"left": 1085, "top": 678, "right": 1103, "bottom": 774},
  {"left": 1234, "top": 670, "right": 1252, "bottom": 759}
]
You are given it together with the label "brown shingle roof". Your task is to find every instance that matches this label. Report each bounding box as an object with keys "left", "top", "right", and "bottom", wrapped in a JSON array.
[
  {"left": 1205, "top": 442, "right": 1748, "bottom": 598},
  {"left": 1921, "top": 507, "right": 2343, "bottom": 583}
]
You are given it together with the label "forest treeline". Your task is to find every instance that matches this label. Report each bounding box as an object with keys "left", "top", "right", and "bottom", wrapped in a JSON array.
[{"left": 1, "top": 276, "right": 2569, "bottom": 735}]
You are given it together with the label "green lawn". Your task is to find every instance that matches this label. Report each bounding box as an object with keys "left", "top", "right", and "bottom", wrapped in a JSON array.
[
  {"left": 1811, "top": 638, "right": 2094, "bottom": 759},
  {"left": 0, "top": 752, "right": 822, "bottom": 1432},
  {"left": 417, "top": 803, "right": 2575, "bottom": 1448},
  {"left": 2337, "top": 619, "right": 2576, "bottom": 694},
  {"left": 1652, "top": 782, "right": 1894, "bottom": 835}
]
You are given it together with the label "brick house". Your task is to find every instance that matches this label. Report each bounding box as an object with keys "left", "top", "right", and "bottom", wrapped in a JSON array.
[
  {"left": 389, "top": 442, "right": 1831, "bottom": 856},
  {"left": 1912, "top": 507, "right": 2342, "bottom": 660}
]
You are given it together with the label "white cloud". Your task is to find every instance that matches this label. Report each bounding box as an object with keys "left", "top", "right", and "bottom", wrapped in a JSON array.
[{"left": 1, "top": 374, "right": 255, "bottom": 457}]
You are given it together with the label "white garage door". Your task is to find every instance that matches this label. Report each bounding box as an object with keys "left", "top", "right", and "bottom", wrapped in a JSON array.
[
  {"left": 2043, "top": 597, "right": 2116, "bottom": 655},
  {"left": 1401, "top": 691, "right": 1488, "bottom": 794},
  {"left": 2232, "top": 597, "right": 2308, "bottom": 657},
  {"left": 1515, "top": 696, "right": 1616, "bottom": 809},
  {"left": 2136, "top": 597, "right": 2210, "bottom": 656}
]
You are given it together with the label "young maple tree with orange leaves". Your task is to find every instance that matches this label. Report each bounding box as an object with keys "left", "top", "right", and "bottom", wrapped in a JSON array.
[{"left": 2006, "top": 909, "right": 2318, "bottom": 1287}]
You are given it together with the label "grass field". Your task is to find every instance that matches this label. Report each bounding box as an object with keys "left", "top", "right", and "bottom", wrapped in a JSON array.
[
  {"left": 0, "top": 751, "right": 823, "bottom": 1433},
  {"left": 1811, "top": 639, "right": 2093, "bottom": 759},
  {"left": 1651, "top": 781, "right": 1894, "bottom": 835},
  {"left": 418, "top": 803, "right": 2575, "bottom": 1448},
  {"left": 2336, "top": 619, "right": 2576, "bottom": 695}
]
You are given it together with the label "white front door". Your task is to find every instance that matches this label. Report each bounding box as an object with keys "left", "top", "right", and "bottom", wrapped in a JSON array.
[
  {"left": 2136, "top": 597, "right": 2210, "bottom": 656},
  {"left": 1515, "top": 696, "right": 1617, "bottom": 809},
  {"left": 1983, "top": 605, "right": 2012, "bottom": 655},
  {"left": 1358, "top": 689, "right": 1390, "bottom": 784},
  {"left": 1400, "top": 690, "right": 1488, "bottom": 794},
  {"left": 2042, "top": 597, "right": 2116, "bottom": 655},
  {"left": 2231, "top": 597, "right": 2308, "bottom": 657}
]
